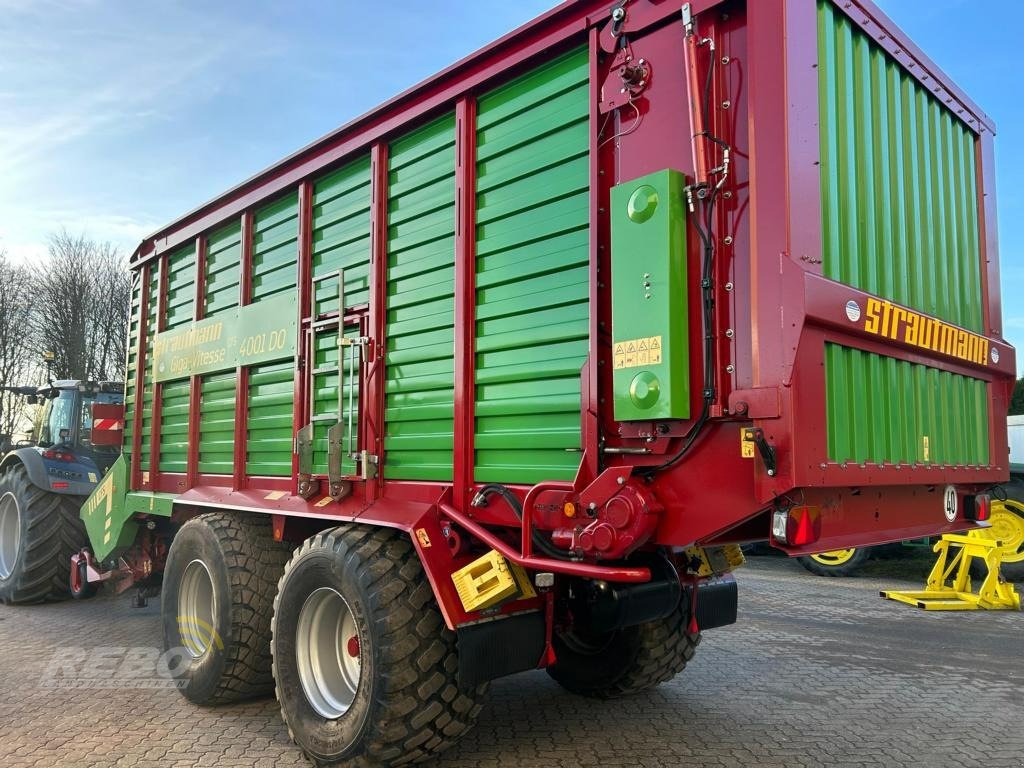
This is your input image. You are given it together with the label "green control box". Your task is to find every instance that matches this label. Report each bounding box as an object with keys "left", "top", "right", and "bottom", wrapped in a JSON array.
[{"left": 610, "top": 169, "right": 689, "bottom": 421}]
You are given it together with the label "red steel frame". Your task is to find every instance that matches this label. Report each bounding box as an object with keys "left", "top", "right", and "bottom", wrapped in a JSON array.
[{"left": 129, "top": 0, "right": 1014, "bottom": 615}]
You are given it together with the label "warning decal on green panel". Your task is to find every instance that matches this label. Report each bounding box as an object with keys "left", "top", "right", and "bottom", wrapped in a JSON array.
[{"left": 152, "top": 293, "right": 296, "bottom": 382}]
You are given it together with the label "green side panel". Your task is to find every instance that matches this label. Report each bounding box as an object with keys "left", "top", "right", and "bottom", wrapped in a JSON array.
[
  {"left": 610, "top": 169, "right": 689, "bottom": 421},
  {"left": 311, "top": 325, "right": 360, "bottom": 476},
  {"left": 198, "top": 371, "right": 236, "bottom": 475},
  {"left": 81, "top": 455, "right": 133, "bottom": 561},
  {"left": 158, "top": 379, "right": 191, "bottom": 472},
  {"left": 205, "top": 221, "right": 242, "bottom": 317},
  {"left": 123, "top": 279, "right": 142, "bottom": 459},
  {"left": 312, "top": 156, "right": 372, "bottom": 316},
  {"left": 825, "top": 343, "right": 990, "bottom": 466},
  {"left": 138, "top": 261, "right": 160, "bottom": 472},
  {"left": 246, "top": 360, "right": 293, "bottom": 476},
  {"left": 473, "top": 47, "right": 589, "bottom": 484},
  {"left": 252, "top": 193, "right": 298, "bottom": 303},
  {"left": 165, "top": 243, "right": 197, "bottom": 330},
  {"left": 384, "top": 114, "right": 456, "bottom": 481},
  {"left": 818, "top": 0, "right": 982, "bottom": 331}
]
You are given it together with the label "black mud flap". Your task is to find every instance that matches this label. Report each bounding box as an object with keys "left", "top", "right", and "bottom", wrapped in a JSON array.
[
  {"left": 456, "top": 610, "right": 546, "bottom": 689},
  {"left": 688, "top": 574, "right": 738, "bottom": 631}
]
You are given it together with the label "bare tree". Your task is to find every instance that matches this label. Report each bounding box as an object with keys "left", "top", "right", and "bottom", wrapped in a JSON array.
[
  {"left": 0, "top": 250, "right": 35, "bottom": 440},
  {"left": 31, "top": 231, "right": 130, "bottom": 382}
]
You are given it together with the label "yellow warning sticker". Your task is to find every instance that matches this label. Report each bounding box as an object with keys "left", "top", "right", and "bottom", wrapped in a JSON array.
[
  {"left": 415, "top": 528, "right": 432, "bottom": 548},
  {"left": 264, "top": 490, "right": 287, "bottom": 501},
  {"left": 314, "top": 496, "right": 333, "bottom": 508},
  {"left": 614, "top": 336, "right": 663, "bottom": 369},
  {"left": 741, "top": 428, "right": 755, "bottom": 459}
]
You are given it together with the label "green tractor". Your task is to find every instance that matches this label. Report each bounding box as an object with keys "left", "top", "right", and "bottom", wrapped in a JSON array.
[{"left": 0, "top": 380, "right": 123, "bottom": 604}]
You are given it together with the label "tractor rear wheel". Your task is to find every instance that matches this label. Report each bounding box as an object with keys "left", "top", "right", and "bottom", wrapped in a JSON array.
[
  {"left": 547, "top": 603, "right": 701, "bottom": 699},
  {"left": 161, "top": 511, "right": 291, "bottom": 705},
  {"left": 796, "top": 546, "right": 872, "bottom": 577},
  {"left": 272, "top": 525, "right": 488, "bottom": 766},
  {"left": 976, "top": 483, "right": 1024, "bottom": 582},
  {"left": 0, "top": 464, "right": 89, "bottom": 605}
]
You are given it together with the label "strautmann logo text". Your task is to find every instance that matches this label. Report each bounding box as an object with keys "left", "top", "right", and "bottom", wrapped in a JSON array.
[{"left": 846, "top": 298, "right": 990, "bottom": 366}]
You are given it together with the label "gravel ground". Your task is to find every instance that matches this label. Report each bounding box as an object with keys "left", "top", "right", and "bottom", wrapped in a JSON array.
[{"left": 0, "top": 550, "right": 1021, "bottom": 767}]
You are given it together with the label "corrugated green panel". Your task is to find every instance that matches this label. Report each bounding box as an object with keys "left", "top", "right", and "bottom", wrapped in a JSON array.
[
  {"left": 138, "top": 261, "right": 160, "bottom": 471},
  {"left": 205, "top": 221, "right": 241, "bottom": 316},
  {"left": 310, "top": 325, "right": 359, "bottom": 476},
  {"left": 473, "top": 47, "right": 589, "bottom": 483},
  {"left": 123, "top": 280, "right": 141, "bottom": 458},
  {"left": 158, "top": 380, "right": 191, "bottom": 472},
  {"left": 312, "top": 157, "right": 372, "bottom": 316},
  {"left": 384, "top": 114, "right": 456, "bottom": 481},
  {"left": 825, "top": 343, "right": 989, "bottom": 465},
  {"left": 252, "top": 193, "right": 298, "bottom": 303},
  {"left": 165, "top": 243, "right": 197, "bottom": 330},
  {"left": 818, "top": 1, "right": 982, "bottom": 331},
  {"left": 246, "top": 360, "right": 293, "bottom": 476},
  {"left": 198, "top": 372, "right": 236, "bottom": 475}
]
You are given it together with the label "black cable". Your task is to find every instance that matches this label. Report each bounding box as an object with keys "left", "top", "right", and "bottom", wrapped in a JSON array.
[
  {"left": 642, "top": 28, "right": 730, "bottom": 477},
  {"left": 471, "top": 484, "right": 574, "bottom": 561}
]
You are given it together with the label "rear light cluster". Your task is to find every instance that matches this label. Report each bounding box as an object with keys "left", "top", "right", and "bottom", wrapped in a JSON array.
[
  {"left": 42, "top": 448, "right": 76, "bottom": 462},
  {"left": 771, "top": 505, "right": 821, "bottom": 546},
  {"left": 965, "top": 493, "right": 991, "bottom": 522}
]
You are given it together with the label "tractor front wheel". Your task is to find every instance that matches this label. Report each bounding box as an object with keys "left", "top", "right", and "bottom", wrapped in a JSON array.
[
  {"left": 272, "top": 526, "right": 488, "bottom": 766},
  {"left": 547, "top": 603, "right": 701, "bottom": 699},
  {"left": 0, "top": 464, "right": 89, "bottom": 605}
]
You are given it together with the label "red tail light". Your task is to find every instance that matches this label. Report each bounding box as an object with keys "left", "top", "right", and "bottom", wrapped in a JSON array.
[
  {"left": 966, "top": 494, "right": 991, "bottom": 522},
  {"left": 771, "top": 505, "right": 822, "bottom": 546},
  {"left": 42, "top": 448, "right": 75, "bottom": 462},
  {"left": 50, "top": 481, "right": 70, "bottom": 489}
]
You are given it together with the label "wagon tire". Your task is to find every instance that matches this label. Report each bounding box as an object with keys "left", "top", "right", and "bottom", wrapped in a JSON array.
[
  {"left": 796, "top": 546, "right": 872, "bottom": 577},
  {"left": 272, "top": 525, "right": 488, "bottom": 767},
  {"left": 546, "top": 602, "right": 701, "bottom": 699},
  {"left": 161, "top": 511, "right": 291, "bottom": 705},
  {"left": 0, "top": 463, "right": 89, "bottom": 605}
]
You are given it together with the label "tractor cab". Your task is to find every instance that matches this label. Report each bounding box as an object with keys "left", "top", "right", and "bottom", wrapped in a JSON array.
[{"left": 27, "top": 381, "right": 125, "bottom": 487}]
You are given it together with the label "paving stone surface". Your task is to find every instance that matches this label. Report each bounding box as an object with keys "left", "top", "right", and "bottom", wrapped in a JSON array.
[{"left": 0, "top": 552, "right": 1021, "bottom": 767}]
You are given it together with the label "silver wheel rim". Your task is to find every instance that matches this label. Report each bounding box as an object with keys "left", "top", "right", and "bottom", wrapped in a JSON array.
[
  {"left": 296, "top": 587, "right": 361, "bottom": 719},
  {"left": 178, "top": 559, "right": 216, "bottom": 658},
  {"left": 0, "top": 492, "right": 20, "bottom": 580}
]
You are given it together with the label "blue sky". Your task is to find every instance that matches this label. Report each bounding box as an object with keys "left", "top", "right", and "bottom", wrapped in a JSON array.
[{"left": 1, "top": 0, "right": 1020, "bottom": 363}]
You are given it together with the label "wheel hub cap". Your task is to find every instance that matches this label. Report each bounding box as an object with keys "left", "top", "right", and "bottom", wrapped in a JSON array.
[
  {"left": 983, "top": 501, "right": 1024, "bottom": 564},
  {"left": 0, "top": 492, "right": 21, "bottom": 580},
  {"left": 178, "top": 559, "right": 216, "bottom": 658},
  {"left": 296, "top": 587, "right": 361, "bottom": 719}
]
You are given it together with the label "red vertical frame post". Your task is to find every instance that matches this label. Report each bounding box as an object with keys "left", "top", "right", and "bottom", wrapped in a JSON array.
[
  {"left": 129, "top": 263, "right": 151, "bottom": 490},
  {"left": 293, "top": 180, "right": 314, "bottom": 490},
  {"left": 146, "top": 253, "right": 170, "bottom": 490},
  {"left": 233, "top": 211, "right": 254, "bottom": 490},
  {"left": 745, "top": 0, "right": 795, "bottom": 501},
  {"left": 976, "top": 131, "right": 1012, "bottom": 465},
  {"left": 453, "top": 97, "right": 477, "bottom": 511},
  {"left": 186, "top": 235, "right": 207, "bottom": 489},
  {"left": 365, "top": 142, "right": 389, "bottom": 501},
  {"left": 582, "top": 26, "right": 601, "bottom": 481}
]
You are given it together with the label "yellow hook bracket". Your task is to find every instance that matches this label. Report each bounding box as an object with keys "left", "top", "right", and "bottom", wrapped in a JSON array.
[{"left": 881, "top": 533, "right": 1021, "bottom": 611}]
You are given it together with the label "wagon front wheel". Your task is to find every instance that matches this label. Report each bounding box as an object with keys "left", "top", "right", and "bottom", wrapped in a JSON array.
[{"left": 272, "top": 526, "right": 488, "bottom": 766}]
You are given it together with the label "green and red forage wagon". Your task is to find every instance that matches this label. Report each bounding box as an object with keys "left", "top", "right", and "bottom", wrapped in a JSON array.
[{"left": 52, "top": 0, "right": 1023, "bottom": 763}]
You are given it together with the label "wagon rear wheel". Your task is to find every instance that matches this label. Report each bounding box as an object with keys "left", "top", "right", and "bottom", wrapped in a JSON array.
[
  {"left": 272, "top": 525, "right": 488, "bottom": 766},
  {"left": 547, "top": 602, "right": 700, "bottom": 699}
]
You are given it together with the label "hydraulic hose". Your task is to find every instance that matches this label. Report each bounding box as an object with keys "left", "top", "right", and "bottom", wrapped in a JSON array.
[{"left": 471, "top": 483, "right": 574, "bottom": 561}]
